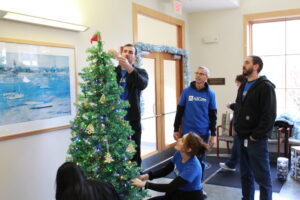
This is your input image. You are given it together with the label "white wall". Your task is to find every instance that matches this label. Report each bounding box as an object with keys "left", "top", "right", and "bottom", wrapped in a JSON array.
[
  {"left": 0, "top": 1, "right": 188, "bottom": 200},
  {"left": 3, "top": 0, "right": 299, "bottom": 198},
  {"left": 188, "top": 0, "right": 300, "bottom": 127}
]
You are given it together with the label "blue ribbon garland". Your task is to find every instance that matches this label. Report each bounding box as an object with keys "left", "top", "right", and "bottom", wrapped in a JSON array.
[
  {"left": 134, "top": 42, "right": 190, "bottom": 87},
  {"left": 134, "top": 42, "right": 190, "bottom": 118}
]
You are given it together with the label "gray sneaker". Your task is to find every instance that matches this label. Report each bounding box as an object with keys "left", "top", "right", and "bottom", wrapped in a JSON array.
[
  {"left": 219, "top": 162, "right": 236, "bottom": 171},
  {"left": 203, "top": 190, "right": 207, "bottom": 199}
]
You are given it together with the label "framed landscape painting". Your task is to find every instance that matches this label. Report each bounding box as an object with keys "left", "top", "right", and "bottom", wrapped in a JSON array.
[{"left": 0, "top": 38, "right": 77, "bottom": 140}]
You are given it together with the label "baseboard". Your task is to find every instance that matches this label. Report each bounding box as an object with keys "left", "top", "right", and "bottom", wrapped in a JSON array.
[
  {"left": 141, "top": 147, "right": 175, "bottom": 172},
  {"left": 141, "top": 147, "right": 284, "bottom": 173}
]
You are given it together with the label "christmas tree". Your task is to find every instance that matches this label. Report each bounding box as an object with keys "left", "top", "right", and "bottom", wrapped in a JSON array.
[{"left": 67, "top": 32, "right": 147, "bottom": 200}]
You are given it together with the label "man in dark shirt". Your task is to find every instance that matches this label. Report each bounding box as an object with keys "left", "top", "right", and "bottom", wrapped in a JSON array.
[
  {"left": 234, "top": 56, "right": 276, "bottom": 200},
  {"left": 109, "top": 44, "right": 148, "bottom": 166}
]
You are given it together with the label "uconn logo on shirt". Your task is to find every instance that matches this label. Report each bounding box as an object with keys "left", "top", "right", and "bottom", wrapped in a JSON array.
[
  {"left": 174, "top": 165, "right": 179, "bottom": 176},
  {"left": 188, "top": 95, "right": 207, "bottom": 102},
  {"left": 120, "top": 77, "right": 126, "bottom": 83}
]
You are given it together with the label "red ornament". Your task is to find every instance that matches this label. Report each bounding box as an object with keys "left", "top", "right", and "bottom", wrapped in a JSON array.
[{"left": 90, "top": 33, "right": 101, "bottom": 43}]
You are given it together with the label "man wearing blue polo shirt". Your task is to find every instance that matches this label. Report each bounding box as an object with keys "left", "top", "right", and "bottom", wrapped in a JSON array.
[{"left": 173, "top": 66, "right": 217, "bottom": 198}]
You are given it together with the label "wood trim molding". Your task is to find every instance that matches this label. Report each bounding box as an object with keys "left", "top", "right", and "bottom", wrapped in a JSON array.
[
  {"left": 141, "top": 150, "right": 159, "bottom": 159},
  {"left": 244, "top": 8, "right": 300, "bottom": 22},
  {"left": 0, "top": 125, "right": 70, "bottom": 141},
  {"left": 0, "top": 37, "right": 74, "bottom": 49},
  {"left": 132, "top": 2, "right": 185, "bottom": 48},
  {"left": 132, "top": 3, "right": 184, "bottom": 26},
  {"left": 132, "top": 4, "right": 138, "bottom": 44},
  {"left": 243, "top": 9, "right": 300, "bottom": 57},
  {"left": 177, "top": 24, "right": 185, "bottom": 49}
]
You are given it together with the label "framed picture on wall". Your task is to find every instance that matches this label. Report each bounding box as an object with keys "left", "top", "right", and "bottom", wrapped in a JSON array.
[{"left": 0, "top": 38, "right": 77, "bottom": 140}]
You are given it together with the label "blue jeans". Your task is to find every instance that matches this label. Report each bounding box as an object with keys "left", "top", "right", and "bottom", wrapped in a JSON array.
[
  {"left": 238, "top": 137, "right": 272, "bottom": 200},
  {"left": 197, "top": 134, "right": 209, "bottom": 181},
  {"left": 226, "top": 135, "right": 239, "bottom": 169}
]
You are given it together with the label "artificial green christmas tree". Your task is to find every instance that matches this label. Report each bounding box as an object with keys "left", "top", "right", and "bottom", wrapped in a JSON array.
[{"left": 67, "top": 32, "right": 147, "bottom": 200}]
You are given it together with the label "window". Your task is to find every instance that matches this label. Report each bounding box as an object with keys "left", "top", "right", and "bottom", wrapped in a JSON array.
[{"left": 247, "top": 15, "right": 300, "bottom": 116}]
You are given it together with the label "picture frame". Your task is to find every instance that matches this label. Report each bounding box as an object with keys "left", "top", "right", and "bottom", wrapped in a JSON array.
[{"left": 0, "top": 38, "right": 77, "bottom": 140}]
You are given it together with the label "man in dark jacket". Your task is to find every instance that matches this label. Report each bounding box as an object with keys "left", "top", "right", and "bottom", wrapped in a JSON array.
[
  {"left": 109, "top": 44, "right": 148, "bottom": 166},
  {"left": 234, "top": 56, "right": 276, "bottom": 200}
]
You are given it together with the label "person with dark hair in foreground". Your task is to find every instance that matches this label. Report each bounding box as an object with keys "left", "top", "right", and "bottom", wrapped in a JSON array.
[
  {"left": 131, "top": 132, "right": 209, "bottom": 200},
  {"left": 55, "top": 162, "right": 121, "bottom": 200}
]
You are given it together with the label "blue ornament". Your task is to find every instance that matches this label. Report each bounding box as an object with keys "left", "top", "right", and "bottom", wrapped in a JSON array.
[
  {"left": 114, "top": 173, "right": 120, "bottom": 177},
  {"left": 124, "top": 157, "right": 128, "bottom": 161},
  {"left": 71, "top": 124, "right": 76, "bottom": 129},
  {"left": 96, "top": 144, "right": 102, "bottom": 152},
  {"left": 74, "top": 136, "right": 81, "bottom": 142},
  {"left": 99, "top": 115, "right": 106, "bottom": 122},
  {"left": 83, "top": 86, "right": 88, "bottom": 91}
]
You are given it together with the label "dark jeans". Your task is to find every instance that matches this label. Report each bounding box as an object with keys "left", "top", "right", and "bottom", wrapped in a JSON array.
[
  {"left": 238, "top": 137, "right": 272, "bottom": 200},
  {"left": 149, "top": 189, "right": 204, "bottom": 200},
  {"left": 225, "top": 135, "right": 239, "bottom": 169},
  {"left": 197, "top": 134, "right": 209, "bottom": 181},
  {"left": 129, "top": 120, "right": 142, "bottom": 166}
]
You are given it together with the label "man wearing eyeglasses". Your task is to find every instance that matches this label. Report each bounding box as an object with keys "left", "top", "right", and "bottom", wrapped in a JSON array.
[{"left": 173, "top": 66, "right": 217, "bottom": 198}]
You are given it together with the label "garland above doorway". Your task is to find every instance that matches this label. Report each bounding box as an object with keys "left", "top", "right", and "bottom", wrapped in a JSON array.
[{"left": 134, "top": 42, "right": 190, "bottom": 87}]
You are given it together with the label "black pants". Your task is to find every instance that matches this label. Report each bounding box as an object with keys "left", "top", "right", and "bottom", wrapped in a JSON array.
[
  {"left": 129, "top": 120, "right": 142, "bottom": 166},
  {"left": 149, "top": 189, "right": 204, "bottom": 200}
]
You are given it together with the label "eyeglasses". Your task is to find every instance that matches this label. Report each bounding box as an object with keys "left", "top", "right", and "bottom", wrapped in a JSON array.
[
  {"left": 122, "top": 49, "right": 134, "bottom": 55},
  {"left": 194, "top": 72, "right": 207, "bottom": 76}
]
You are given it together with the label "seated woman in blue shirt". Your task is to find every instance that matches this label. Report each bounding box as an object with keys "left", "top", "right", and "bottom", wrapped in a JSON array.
[{"left": 131, "top": 132, "right": 209, "bottom": 200}]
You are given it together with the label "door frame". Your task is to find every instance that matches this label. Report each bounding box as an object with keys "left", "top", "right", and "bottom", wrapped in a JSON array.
[
  {"left": 141, "top": 52, "right": 182, "bottom": 158},
  {"left": 132, "top": 3, "right": 185, "bottom": 49},
  {"left": 132, "top": 3, "right": 185, "bottom": 158}
]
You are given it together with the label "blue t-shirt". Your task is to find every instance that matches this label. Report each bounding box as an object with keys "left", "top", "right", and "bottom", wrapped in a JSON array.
[
  {"left": 171, "top": 151, "right": 202, "bottom": 191},
  {"left": 242, "top": 80, "right": 257, "bottom": 101},
  {"left": 119, "top": 70, "right": 129, "bottom": 101},
  {"left": 178, "top": 86, "right": 217, "bottom": 136}
]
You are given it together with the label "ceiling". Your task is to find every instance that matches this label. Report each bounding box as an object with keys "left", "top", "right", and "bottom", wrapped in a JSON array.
[{"left": 181, "top": 0, "right": 240, "bottom": 13}]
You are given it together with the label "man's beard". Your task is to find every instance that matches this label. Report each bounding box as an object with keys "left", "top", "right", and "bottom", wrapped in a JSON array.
[{"left": 243, "top": 67, "right": 253, "bottom": 76}]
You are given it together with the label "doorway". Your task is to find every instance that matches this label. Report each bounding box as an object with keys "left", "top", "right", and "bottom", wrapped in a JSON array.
[{"left": 132, "top": 3, "right": 185, "bottom": 158}]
